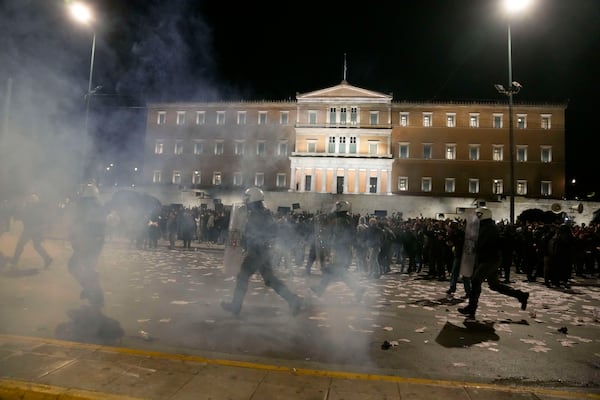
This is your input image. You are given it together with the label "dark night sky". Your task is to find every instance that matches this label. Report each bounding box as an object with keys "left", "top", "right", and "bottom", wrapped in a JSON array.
[{"left": 1, "top": 0, "right": 599, "bottom": 198}]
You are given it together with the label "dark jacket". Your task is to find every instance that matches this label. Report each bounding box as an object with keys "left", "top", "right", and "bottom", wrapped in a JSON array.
[
  {"left": 475, "top": 219, "right": 500, "bottom": 263},
  {"left": 244, "top": 202, "right": 276, "bottom": 250}
]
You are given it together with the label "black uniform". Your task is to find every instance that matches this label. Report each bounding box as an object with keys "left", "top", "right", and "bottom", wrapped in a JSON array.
[
  {"left": 221, "top": 201, "right": 302, "bottom": 316},
  {"left": 68, "top": 196, "right": 106, "bottom": 308},
  {"left": 311, "top": 211, "right": 365, "bottom": 300},
  {"left": 459, "top": 218, "right": 529, "bottom": 318},
  {"left": 11, "top": 195, "right": 52, "bottom": 268}
]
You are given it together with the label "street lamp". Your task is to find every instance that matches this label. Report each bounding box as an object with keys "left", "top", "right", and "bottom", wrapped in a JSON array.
[
  {"left": 69, "top": 1, "right": 96, "bottom": 183},
  {"left": 494, "top": 0, "right": 532, "bottom": 225}
]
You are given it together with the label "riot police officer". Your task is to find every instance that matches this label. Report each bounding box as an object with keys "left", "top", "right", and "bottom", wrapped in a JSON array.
[
  {"left": 68, "top": 183, "right": 107, "bottom": 308},
  {"left": 458, "top": 208, "right": 529, "bottom": 318},
  {"left": 310, "top": 200, "right": 365, "bottom": 301},
  {"left": 221, "top": 187, "right": 303, "bottom": 316}
]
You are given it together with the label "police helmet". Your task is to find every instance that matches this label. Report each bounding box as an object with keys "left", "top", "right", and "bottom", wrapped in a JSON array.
[
  {"left": 335, "top": 200, "right": 350, "bottom": 213},
  {"left": 81, "top": 182, "right": 100, "bottom": 199},
  {"left": 475, "top": 207, "right": 492, "bottom": 221},
  {"left": 243, "top": 187, "right": 264, "bottom": 204}
]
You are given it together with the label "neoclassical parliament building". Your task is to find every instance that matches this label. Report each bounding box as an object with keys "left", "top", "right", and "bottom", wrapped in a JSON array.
[{"left": 143, "top": 79, "right": 566, "bottom": 204}]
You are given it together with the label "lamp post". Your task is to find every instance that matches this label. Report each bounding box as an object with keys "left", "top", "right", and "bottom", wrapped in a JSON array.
[
  {"left": 494, "top": 0, "right": 531, "bottom": 225},
  {"left": 69, "top": 2, "right": 95, "bottom": 184}
]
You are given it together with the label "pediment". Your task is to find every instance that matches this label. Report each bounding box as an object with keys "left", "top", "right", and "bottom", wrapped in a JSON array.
[{"left": 297, "top": 80, "right": 392, "bottom": 102}]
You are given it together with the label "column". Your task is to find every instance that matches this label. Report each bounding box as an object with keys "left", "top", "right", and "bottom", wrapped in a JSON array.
[
  {"left": 290, "top": 166, "right": 297, "bottom": 192},
  {"left": 343, "top": 168, "right": 348, "bottom": 194}
]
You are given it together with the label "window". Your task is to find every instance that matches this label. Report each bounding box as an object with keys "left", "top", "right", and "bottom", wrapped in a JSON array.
[
  {"left": 517, "top": 180, "right": 527, "bottom": 195},
  {"left": 493, "top": 179, "right": 503, "bottom": 195},
  {"left": 234, "top": 141, "right": 245, "bottom": 155},
  {"left": 256, "top": 141, "right": 266, "bottom": 156},
  {"left": 174, "top": 140, "right": 183, "bottom": 155},
  {"left": 193, "top": 141, "right": 204, "bottom": 155},
  {"left": 517, "top": 114, "right": 527, "bottom": 129},
  {"left": 280, "top": 111, "right": 289, "bottom": 125},
  {"left": 398, "top": 177, "right": 408, "bottom": 191},
  {"left": 469, "top": 179, "right": 479, "bottom": 194},
  {"left": 338, "top": 137, "right": 346, "bottom": 153},
  {"left": 276, "top": 173, "right": 286, "bottom": 188},
  {"left": 237, "top": 111, "right": 246, "bottom": 125},
  {"left": 339, "top": 107, "right": 347, "bottom": 125},
  {"left": 421, "top": 177, "right": 432, "bottom": 192},
  {"left": 233, "top": 172, "right": 243, "bottom": 186},
  {"left": 369, "top": 177, "right": 378, "bottom": 193},
  {"left": 541, "top": 146, "right": 552, "bottom": 163},
  {"left": 329, "top": 107, "right": 336, "bottom": 124},
  {"left": 423, "top": 144, "right": 432, "bottom": 160},
  {"left": 445, "top": 178, "right": 455, "bottom": 193},
  {"left": 258, "top": 111, "right": 267, "bottom": 125},
  {"left": 469, "top": 113, "right": 480, "bottom": 128},
  {"left": 493, "top": 145, "right": 503, "bottom": 161},
  {"left": 176, "top": 111, "right": 185, "bottom": 125},
  {"left": 370, "top": 111, "right": 379, "bottom": 125},
  {"left": 399, "top": 112, "right": 409, "bottom": 127},
  {"left": 445, "top": 144, "right": 456, "bottom": 160},
  {"left": 254, "top": 173, "right": 264, "bottom": 187},
  {"left": 349, "top": 137, "right": 357, "bottom": 154},
  {"left": 192, "top": 170, "right": 201, "bottom": 184},
  {"left": 422, "top": 113, "right": 432, "bottom": 127},
  {"left": 308, "top": 111, "right": 317, "bottom": 125},
  {"left": 541, "top": 181, "right": 552, "bottom": 196},
  {"left": 369, "top": 142, "right": 378, "bottom": 155},
  {"left": 541, "top": 114, "right": 551, "bottom": 129},
  {"left": 469, "top": 145, "right": 480, "bottom": 161},
  {"left": 196, "top": 111, "right": 205, "bottom": 125},
  {"left": 278, "top": 141, "right": 287, "bottom": 156},
  {"left": 154, "top": 140, "right": 164, "bottom": 154},
  {"left": 305, "top": 175, "right": 312, "bottom": 191},
  {"left": 216, "top": 111, "right": 225, "bottom": 125},
  {"left": 446, "top": 113, "right": 456, "bottom": 128},
  {"left": 350, "top": 107, "right": 358, "bottom": 125},
  {"left": 172, "top": 170, "right": 182, "bottom": 184},
  {"left": 399, "top": 143, "right": 409, "bottom": 159},
  {"left": 152, "top": 170, "right": 161, "bottom": 183},
  {"left": 493, "top": 114, "right": 503, "bottom": 129},
  {"left": 212, "top": 172, "right": 222, "bottom": 186},
  {"left": 307, "top": 141, "right": 316, "bottom": 153},
  {"left": 328, "top": 137, "right": 336, "bottom": 153},
  {"left": 214, "top": 141, "right": 224, "bottom": 155},
  {"left": 516, "top": 146, "right": 528, "bottom": 162},
  {"left": 157, "top": 111, "right": 166, "bottom": 125}
]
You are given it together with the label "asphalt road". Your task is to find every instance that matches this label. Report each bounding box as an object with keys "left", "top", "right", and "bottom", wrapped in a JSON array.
[{"left": 1, "top": 233, "right": 599, "bottom": 392}]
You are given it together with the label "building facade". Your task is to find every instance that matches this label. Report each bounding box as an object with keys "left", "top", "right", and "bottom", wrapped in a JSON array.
[{"left": 143, "top": 80, "right": 566, "bottom": 205}]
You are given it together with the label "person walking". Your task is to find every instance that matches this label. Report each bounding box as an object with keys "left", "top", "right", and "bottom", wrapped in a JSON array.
[
  {"left": 446, "top": 220, "right": 471, "bottom": 297},
  {"left": 458, "top": 208, "right": 529, "bottom": 319},
  {"left": 10, "top": 193, "right": 53, "bottom": 269},
  {"left": 310, "top": 200, "right": 365, "bottom": 301},
  {"left": 221, "top": 187, "right": 303, "bottom": 316},
  {"left": 68, "top": 183, "right": 107, "bottom": 308}
]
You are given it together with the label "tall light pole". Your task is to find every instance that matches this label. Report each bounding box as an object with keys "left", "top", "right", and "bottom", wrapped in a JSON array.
[
  {"left": 69, "top": 2, "right": 96, "bottom": 184},
  {"left": 495, "top": 0, "right": 531, "bottom": 225}
]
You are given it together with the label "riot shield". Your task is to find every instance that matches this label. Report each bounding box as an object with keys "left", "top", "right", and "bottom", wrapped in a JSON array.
[
  {"left": 459, "top": 209, "right": 480, "bottom": 278},
  {"left": 223, "top": 202, "right": 247, "bottom": 276},
  {"left": 314, "top": 213, "right": 332, "bottom": 269}
]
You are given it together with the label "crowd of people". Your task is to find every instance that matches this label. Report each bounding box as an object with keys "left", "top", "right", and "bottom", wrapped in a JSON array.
[
  {"left": 2, "top": 187, "right": 599, "bottom": 318},
  {"left": 127, "top": 198, "right": 600, "bottom": 295}
]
